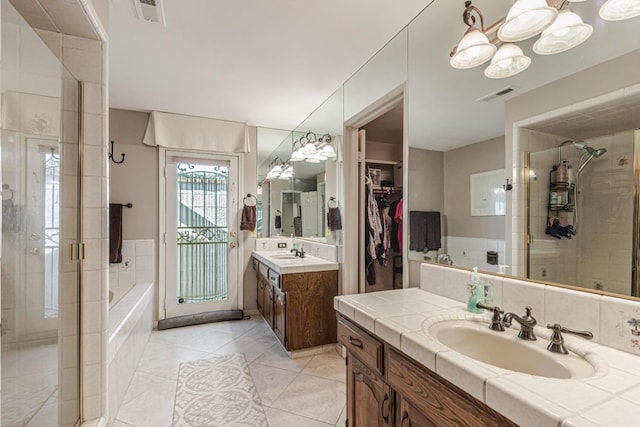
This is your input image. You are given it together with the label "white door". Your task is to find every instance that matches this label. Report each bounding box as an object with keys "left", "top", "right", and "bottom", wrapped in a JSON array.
[{"left": 162, "top": 150, "right": 240, "bottom": 319}]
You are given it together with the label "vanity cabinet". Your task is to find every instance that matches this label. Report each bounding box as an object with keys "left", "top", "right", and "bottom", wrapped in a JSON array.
[
  {"left": 253, "top": 257, "right": 338, "bottom": 351},
  {"left": 338, "top": 315, "right": 516, "bottom": 427}
]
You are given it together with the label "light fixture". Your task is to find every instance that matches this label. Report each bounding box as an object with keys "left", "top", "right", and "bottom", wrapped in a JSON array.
[
  {"left": 265, "top": 157, "right": 292, "bottom": 181},
  {"left": 449, "top": 3, "right": 497, "bottom": 69},
  {"left": 533, "top": 9, "right": 593, "bottom": 55},
  {"left": 599, "top": 0, "right": 640, "bottom": 21},
  {"left": 498, "top": 0, "right": 557, "bottom": 42},
  {"left": 449, "top": 0, "right": 627, "bottom": 80},
  {"left": 484, "top": 43, "right": 531, "bottom": 79},
  {"left": 287, "top": 131, "right": 336, "bottom": 163}
]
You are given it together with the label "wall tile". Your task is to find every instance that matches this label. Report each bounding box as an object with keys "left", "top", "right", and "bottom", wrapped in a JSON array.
[
  {"left": 600, "top": 296, "right": 640, "bottom": 356},
  {"left": 442, "top": 267, "right": 469, "bottom": 304},
  {"left": 419, "top": 263, "right": 444, "bottom": 295},
  {"left": 544, "top": 286, "right": 601, "bottom": 342},
  {"left": 502, "top": 278, "right": 546, "bottom": 325}
]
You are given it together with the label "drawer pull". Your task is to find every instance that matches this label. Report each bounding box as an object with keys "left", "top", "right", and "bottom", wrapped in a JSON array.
[
  {"left": 348, "top": 336, "right": 364, "bottom": 349},
  {"left": 381, "top": 393, "right": 389, "bottom": 423},
  {"left": 401, "top": 411, "right": 411, "bottom": 427}
]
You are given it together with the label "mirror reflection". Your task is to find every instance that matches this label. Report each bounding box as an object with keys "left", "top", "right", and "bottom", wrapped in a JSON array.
[{"left": 257, "top": 88, "right": 343, "bottom": 244}]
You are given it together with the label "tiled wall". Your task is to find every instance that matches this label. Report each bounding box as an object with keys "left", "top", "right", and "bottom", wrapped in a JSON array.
[
  {"left": 442, "top": 236, "right": 506, "bottom": 274},
  {"left": 109, "top": 240, "right": 155, "bottom": 307},
  {"left": 254, "top": 237, "right": 339, "bottom": 262},
  {"left": 528, "top": 132, "right": 634, "bottom": 295},
  {"left": 420, "top": 262, "right": 640, "bottom": 357}
]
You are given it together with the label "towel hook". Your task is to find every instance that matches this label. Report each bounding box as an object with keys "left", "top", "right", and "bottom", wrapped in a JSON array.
[
  {"left": 243, "top": 193, "right": 257, "bottom": 206},
  {"left": 108, "top": 140, "right": 125, "bottom": 164}
]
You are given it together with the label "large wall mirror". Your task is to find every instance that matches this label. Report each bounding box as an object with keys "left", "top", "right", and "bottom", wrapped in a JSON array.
[
  {"left": 257, "top": 87, "right": 344, "bottom": 245},
  {"left": 404, "top": 0, "right": 640, "bottom": 298}
]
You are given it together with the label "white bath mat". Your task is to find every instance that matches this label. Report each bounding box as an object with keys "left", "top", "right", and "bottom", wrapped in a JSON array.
[{"left": 172, "top": 353, "right": 268, "bottom": 427}]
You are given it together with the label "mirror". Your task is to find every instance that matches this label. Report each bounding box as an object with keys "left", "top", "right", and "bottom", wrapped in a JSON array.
[
  {"left": 256, "top": 87, "right": 343, "bottom": 244},
  {"left": 402, "top": 0, "right": 640, "bottom": 297}
]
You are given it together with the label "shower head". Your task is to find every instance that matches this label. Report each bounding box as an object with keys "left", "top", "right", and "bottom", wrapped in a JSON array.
[
  {"left": 576, "top": 146, "right": 607, "bottom": 175},
  {"left": 592, "top": 148, "right": 607, "bottom": 157}
]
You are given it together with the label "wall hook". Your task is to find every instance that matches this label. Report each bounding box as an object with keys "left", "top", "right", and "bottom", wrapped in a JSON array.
[
  {"left": 108, "top": 140, "right": 125, "bottom": 164},
  {"left": 503, "top": 179, "right": 513, "bottom": 191}
]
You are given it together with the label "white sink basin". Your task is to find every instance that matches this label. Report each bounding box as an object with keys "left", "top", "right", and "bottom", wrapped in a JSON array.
[
  {"left": 427, "top": 320, "right": 595, "bottom": 379},
  {"left": 267, "top": 253, "right": 299, "bottom": 260}
]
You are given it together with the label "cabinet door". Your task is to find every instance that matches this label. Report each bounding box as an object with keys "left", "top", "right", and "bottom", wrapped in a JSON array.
[
  {"left": 347, "top": 355, "right": 391, "bottom": 427},
  {"left": 256, "top": 275, "right": 265, "bottom": 315},
  {"left": 273, "top": 286, "right": 286, "bottom": 347},
  {"left": 264, "top": 282, "right": 274, "bottom": 329},
  {"left": 396, "top": 394, "right": 437, "bottom": 427}
]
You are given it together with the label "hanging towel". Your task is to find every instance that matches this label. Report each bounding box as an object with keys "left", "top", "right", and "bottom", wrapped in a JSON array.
[
  {"left": 109, "top": 203, "right": 123, "bottom": 263},
  {"left": 240, "top": 204, "right": 256, "bottom": 231},
  {"left": 409, "top": 211, "right": 441, "bottom": 251},
  {"left": 274, "top": 213, "right": 282, "bottom": 229},
  {"left": 327, "top": 206, "right": 342, "bottom": 231},
  {"left": 293, "top": 217, "right": 303, "bottom": 236},
  {"left": 425, "top": 211, "right": 442, "bottom": 251}
]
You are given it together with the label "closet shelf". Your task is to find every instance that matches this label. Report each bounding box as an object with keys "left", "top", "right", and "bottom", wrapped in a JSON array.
[{"left": 365, "top": 159, "right": 402, "bottom": 165}]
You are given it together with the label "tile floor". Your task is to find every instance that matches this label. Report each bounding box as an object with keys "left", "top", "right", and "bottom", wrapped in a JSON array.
[{"left": 113, "top": 316, "right": 347, "bottom": 427}]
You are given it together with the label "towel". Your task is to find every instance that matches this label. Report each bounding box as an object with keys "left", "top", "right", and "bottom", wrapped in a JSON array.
[
  {"left": 327, "top": 207, "right": 342, "bottom": 231},
  {"left": 274, "top": 214, "right": 282, "bottom": 229},
  {"left": 109, "top": 203, "right": 123, "bottom": 263},
  {"left": 409, "top": 211, "right": 441, "bottom": 251},
  {"left": 293, "top": 217, "right": 303, "bottom": 236},
  {"left": 240, "top": 205, "right": 256, "bottom": 231}
]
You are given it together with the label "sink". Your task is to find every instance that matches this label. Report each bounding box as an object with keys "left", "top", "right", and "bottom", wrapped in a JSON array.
[
  {"left": 427, "top": 319, "right": 595, "bottom": 379},
  {"left": 267, "top": 253, "right": 300, "bottom": 260}
]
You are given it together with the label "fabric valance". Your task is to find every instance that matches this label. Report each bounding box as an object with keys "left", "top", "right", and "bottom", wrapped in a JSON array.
[{"left": 143, "top": 111, "right": 249, "bottom": 153}]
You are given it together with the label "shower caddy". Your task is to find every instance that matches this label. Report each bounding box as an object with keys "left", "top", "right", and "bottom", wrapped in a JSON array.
[{"left": 546, "top": 160, "right": 575, "bottom": 239}]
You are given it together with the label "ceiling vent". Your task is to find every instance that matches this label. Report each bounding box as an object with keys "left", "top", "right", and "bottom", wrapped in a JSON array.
[
  {"left": 476, "top": 86, "right": 517, "bottom": 102},
  {"left": 132, "top": 0, "right": 166, "bottom": 26}
]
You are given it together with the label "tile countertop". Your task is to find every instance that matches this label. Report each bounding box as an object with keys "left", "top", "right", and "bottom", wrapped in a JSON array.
[
  {"left": 334, "top": 288, "right": 640, "bottom": 427},
  {"left": 252, "top": 250, "right": 339, "bottom": 274}
]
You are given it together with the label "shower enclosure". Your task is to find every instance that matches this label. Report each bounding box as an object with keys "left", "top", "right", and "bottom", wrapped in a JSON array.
[
  {"left": 527, "top": 130, "right": 636, "bottom": 296},
  {"left": 1, "top": 1, "right": 81, "bottom": 425}
]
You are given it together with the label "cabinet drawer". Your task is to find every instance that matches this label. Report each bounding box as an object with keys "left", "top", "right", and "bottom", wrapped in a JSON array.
[
  {"left": 338, "top": 317, "right": 384, "bottom": 375},
  {"left": 388, "top": 348, "right": 516, "bottom": 427}
]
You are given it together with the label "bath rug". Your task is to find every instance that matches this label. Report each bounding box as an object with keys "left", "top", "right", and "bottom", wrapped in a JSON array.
[{"left": 172, "top": 353, "right": 268, "bottom": 427}]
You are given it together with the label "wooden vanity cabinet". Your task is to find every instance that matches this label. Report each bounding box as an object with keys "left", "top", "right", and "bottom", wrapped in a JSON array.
[
  {"left": 338, "top": 315, "right": 517, "bottom": 427},
  {"left": 254, "top": 257, "right": 338, "bottom": 351}
]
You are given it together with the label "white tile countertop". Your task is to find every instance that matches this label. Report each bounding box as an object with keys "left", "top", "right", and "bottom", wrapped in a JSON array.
[
  {"left": 252, "top": 250, "right": 339, "bottom": 274},
  {"left": 335, "top": 288, "right": 640, "bottom": 427}
]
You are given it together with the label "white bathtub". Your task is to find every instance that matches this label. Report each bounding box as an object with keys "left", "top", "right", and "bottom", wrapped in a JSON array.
[{"left": 107, "top": 282, "right": 154, "bottom": 426}]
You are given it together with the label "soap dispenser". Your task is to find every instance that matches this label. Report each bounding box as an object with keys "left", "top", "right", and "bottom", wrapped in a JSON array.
[{"left": 467, "top": 267, "right": 484, "bottom": 314}]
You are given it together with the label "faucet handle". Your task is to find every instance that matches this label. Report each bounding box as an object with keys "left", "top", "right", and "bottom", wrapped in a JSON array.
[
  {"left": 546, "top": 323, "right": 594, "bottom": 354},
  {"left": 475, "top": 302, "right": 505, "bottom": 331}
]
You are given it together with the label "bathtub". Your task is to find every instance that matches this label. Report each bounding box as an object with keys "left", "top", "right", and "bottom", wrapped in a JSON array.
[{"left": 107, "top": 281, "right": 154, "bottom": 426}]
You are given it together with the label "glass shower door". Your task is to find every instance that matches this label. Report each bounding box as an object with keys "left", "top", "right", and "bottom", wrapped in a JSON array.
[{"left": 1, "top": 1, "right": 81, "bottom": 425}]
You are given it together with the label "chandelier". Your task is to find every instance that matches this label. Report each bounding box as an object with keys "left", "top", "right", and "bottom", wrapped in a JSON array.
[{"left": 450, "top": 0, "right": 640, "bottom": 79}]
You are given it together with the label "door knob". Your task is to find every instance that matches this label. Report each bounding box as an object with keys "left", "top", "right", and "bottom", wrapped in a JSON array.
[
  {"left": 28, "top": 248, "right": 40, "bottom": 255},
  {"left": 229, "top": 241, "right": 237, "bottom": 249}
]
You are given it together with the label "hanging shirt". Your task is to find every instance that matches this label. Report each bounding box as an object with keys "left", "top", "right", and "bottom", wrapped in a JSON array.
[{"left": 394, "top": 199, "right": 403, "bottom": 251}]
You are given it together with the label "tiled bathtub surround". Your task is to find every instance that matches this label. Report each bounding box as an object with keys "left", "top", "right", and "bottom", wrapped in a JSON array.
[
  {"left": 107, "top": 282, "right": 154, "bottom": 426},
  {"left": 109, "top": 240, "right": 154, "bottom": 307},
  {"left": 408, "top": 236, "right": 506, "bottom": 274},
  {"left": 335, "top": 284, "right": 640, "bottom": 426}
]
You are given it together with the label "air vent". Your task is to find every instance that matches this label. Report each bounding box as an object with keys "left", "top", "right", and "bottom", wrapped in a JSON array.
[
  {"left": 476, "top": 86, "right": 517, "bottom": 102},
  {"left": 132, "top": 0, "right": 166, "bottom": 25}
]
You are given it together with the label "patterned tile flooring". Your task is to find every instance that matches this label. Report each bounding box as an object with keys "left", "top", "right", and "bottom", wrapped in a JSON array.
[{"left": 114, "top": 316, "right": 347, "bottom": 427}]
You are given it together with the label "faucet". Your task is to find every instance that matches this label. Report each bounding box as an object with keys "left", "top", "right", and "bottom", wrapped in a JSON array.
[
  {"left": 475, "top": 302, "right": 505, "bottom": 331},
  {"left": 503, "top": 306, "right": 537, "bottom": 341},
  {"left": 290, "top": 246, "right": 305, "bottom": 258},
  {"left": 546, "top": 323, "right": 593, "bottom": 354}
]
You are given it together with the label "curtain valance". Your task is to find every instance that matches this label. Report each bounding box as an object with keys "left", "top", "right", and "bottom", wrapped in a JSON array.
[{"left": 143, "top": 111, "right": 249, "bottom": 153}]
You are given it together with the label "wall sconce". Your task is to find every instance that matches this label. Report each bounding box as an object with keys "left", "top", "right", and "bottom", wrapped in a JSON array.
[
  {"left": 289, "top": 131, "right": 336, "bottom": 163},
  {"left": 449, "top": 0, "right": 637, "bottom": 79},
  {"left": 266, "top": 157, "right": 292, "bottom": 180}
]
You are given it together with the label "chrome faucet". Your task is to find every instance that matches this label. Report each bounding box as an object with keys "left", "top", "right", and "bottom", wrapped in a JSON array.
[
  {"left": 476, "top": 302, "right": 505, "bottom": 331},
  {"left": 503, "top": 306, "right": 537, "bottom": 341},
  {"left": 546, "top": 323, "right": 593, "bottom": 354},
  {"left": 290, "top": 247, "right": 305, "bottom": 258}
]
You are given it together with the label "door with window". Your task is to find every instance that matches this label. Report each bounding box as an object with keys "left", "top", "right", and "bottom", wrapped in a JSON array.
[{"left": 163, "top": 151, "right": 240, "bottom": 319}]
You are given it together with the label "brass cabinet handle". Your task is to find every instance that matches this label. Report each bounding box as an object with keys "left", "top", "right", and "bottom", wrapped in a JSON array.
[
  {"left": 348, "top": 336, "right": 364, "bottom": 349},
  {"left": 381, "top": 393, "right": 390, "bottom": 423}
]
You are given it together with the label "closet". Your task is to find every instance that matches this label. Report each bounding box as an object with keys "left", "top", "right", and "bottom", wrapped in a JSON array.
[{"left": 359, "top": 104, "right": 404, "bottom": 293}]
